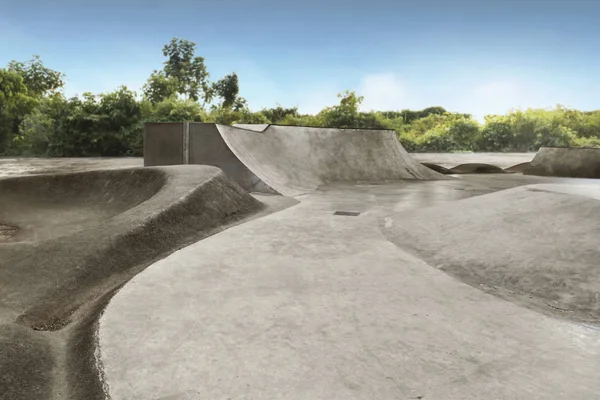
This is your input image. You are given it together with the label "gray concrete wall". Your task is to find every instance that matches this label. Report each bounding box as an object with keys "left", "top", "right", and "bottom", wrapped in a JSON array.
[
  {"left": 525, "top": 147, "right": 600, "bottom": 179},
  {"left": 143, "top": 123, "right": 185, "bottom": 167},
  {"left": 188, "top": 123, "right": 277, "bottom": 194}
]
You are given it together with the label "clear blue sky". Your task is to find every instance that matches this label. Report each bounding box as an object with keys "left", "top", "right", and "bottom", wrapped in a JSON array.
[{"left": 1, "top": 0, "right": 598, "bottom": 119}]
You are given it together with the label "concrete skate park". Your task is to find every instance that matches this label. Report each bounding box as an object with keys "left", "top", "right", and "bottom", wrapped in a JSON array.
[{"left": 1, "top": 123, "right": 599, "bottom": 400}]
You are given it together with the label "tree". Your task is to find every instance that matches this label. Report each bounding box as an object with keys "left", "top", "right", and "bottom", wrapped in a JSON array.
[
  {"left": 212, "top": 73, "right": 240, "bottom": 109},
  {"left": 8, "top": 55, "right": 64, "bottom": 97},
  {"left": 142, "top": 71, "right": 179, "bottom": 104},
  {"left": 0, "top": 69, "right": 37, "bottom": 152},
  {"left": 161, "top": 38, "right": 211, "bottom": 103},
  {"left": 261, "top": 106, "right": 299, "bottom": 124}
]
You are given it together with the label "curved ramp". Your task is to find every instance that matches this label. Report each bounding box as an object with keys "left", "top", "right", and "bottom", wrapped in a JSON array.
[
  {"left": 524, "top": 147, "right": 600, "bottom": 179},
  {"left": 222, "top": 124, "right": 444, "bottom": 196}
]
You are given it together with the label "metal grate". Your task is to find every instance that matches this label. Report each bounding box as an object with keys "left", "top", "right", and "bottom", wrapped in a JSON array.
[{"left": 334, "top": 211, "right": 361, "bottom": 216}]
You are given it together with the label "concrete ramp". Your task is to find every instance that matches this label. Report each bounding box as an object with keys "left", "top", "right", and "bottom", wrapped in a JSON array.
[
  {"left": 223, "top": 124, "right": 443, "bottom": 196},
  {"left": 144, "top": 123, "right": 444, "bottom": 197},
  {"left": 525, "top": 146, "right": 600, "bottom": 179}
]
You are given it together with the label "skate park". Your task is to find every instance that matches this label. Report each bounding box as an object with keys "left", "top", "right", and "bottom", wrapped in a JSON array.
[{"left": 1, "top": 123, "right": 599, "bottom": 399}]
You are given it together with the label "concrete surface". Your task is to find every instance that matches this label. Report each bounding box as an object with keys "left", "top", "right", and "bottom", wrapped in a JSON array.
[
  {"left": 98, "top": 173, "right": 600, "bottom": 400},
  {"left": 0, "top": 165, "right": 290, "bottom": 400},
  {"left": 382, "top": 182, "right": 600, "bottom": 322},
  {"left": 525, "top": 146, "right": 600, "bottom": 179}
]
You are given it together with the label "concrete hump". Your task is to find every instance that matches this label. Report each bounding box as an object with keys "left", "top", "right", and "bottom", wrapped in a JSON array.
[
  {"left": 524, "top": 146, "right": 600, "bottom": 179},
  {"left": 217, "top": 124, "right": 445, "bottom": 196},
  {"left": 381, "top": 183, "right": 600, "bottom": 322}
]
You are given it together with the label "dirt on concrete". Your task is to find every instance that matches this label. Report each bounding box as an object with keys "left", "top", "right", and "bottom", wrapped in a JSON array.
[
  {"left": 381, "top": 183, "right": 600, "bottom": 323},
  {"left": 0, "top": 165, "right": 295, "bottom": 400}
]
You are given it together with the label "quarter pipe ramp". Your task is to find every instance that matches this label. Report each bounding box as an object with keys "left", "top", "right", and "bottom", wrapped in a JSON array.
[{"left": 144, "top": 123, "right": 444, "bottom": 196}]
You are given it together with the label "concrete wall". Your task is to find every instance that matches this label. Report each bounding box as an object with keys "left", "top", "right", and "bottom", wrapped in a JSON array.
[
  {"left": 525, "top": 147, "right": 600, "bottom": 179},
  {"left": 143, "top": 122, "right": 276, "bottom": 194},
  {"left": 143, "top": 123, "right": 185, "bottom": 167}
]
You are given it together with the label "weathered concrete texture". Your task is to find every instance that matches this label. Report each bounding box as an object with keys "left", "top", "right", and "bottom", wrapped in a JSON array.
[
  {"left": 525, "top": 146, "right": 600, "bottom": 179},
  {"left": 99, "top": 174, "right": 600, "bottom": 400},
  {"left": 189, "top": 123, "right": 277, "bottom": 193},
  {"left": 0, "top": 324, "right": 54, "bottom": 400},
  {"left": 219, "top": 124, "right": 444, "bottom": 196},
  {"left": 382, "top": 182, "right": 600, "bottom": 322}
]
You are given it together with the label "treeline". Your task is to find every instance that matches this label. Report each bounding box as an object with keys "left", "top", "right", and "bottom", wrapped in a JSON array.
[{"left": 1, "top": 38, "right": 599, "bottom": 157}]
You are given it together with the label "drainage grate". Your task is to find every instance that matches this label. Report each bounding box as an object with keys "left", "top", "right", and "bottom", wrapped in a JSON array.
[
  {"left": 334, "top": 211, "right": 361, "bottom": 216},
  {"left": 0, "top": 223, "right": 18, "bottom": 241}
]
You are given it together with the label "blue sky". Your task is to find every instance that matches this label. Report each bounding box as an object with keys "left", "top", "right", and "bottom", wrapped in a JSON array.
[{"left": 1, "top": 0, "right": 599, "bottom": 120}]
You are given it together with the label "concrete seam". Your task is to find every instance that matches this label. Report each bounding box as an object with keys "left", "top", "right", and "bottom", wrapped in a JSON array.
[{"left": 183, "top": 122, "right": 190, "bottom": 164}]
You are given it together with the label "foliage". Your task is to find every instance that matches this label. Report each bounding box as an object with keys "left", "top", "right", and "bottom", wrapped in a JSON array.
[
  {"left": 161, "top": 38, "right": 211, "bottom": 103},
  {"left": 2, "top": 39, "right": 600, "bottom": 156},
  {"left": 8, "top": 55, "right": 65, "bottom": 97},
  {"left": 0, "top": 69, "right": 38, "bottom": 150}
]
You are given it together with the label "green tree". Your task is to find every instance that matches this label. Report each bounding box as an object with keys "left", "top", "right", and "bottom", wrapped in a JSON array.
[
  {"left": 212, "top": 73, "right": 240, "bottom": 109},
  {"left": 261, "top": 106, "right": 299, "bottom": 124},
  {"left": 161, "top": 38, "right": 211, "bottom": 103},
  {"left": 142, "top": 71, "right": 179, "bottom": 104},
  {"left": 7, "top": 55, "right": 64, "bottom": 97},
  {"left": 0, "top": 69, "right": 37, "bottom": 152}
]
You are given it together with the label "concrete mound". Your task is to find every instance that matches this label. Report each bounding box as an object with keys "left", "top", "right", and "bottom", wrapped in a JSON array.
[
  {"left": 144, "top": 123, "right": 444, "bottom": 196},
  {"left": 524, "top": 147, "right": 600, "bottom": 179},
  {"left": 504, "top": 161, "right": 531, "bottom": 173},
  {"left": 421, "top": 161, "right": 532, "bottom": 174},
  {"left": 447, "top": 163, "right": 507, "bottom": 174},
  {"left": 0, "top": 165, "right": 265, "bottom": 399},
  {"left": 381, "top": 183, "right": 600, "bottom": 322},
  {"left": 420, "top": 162, "right": 451, "bottom": 174},
  {"left": 0, "top": 166, "right": 263, "bottom": 331}
]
